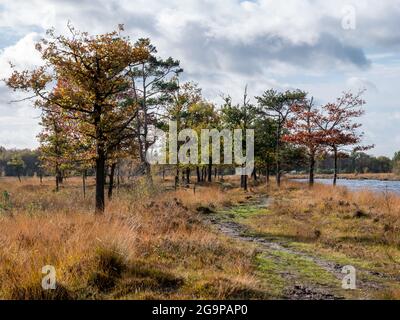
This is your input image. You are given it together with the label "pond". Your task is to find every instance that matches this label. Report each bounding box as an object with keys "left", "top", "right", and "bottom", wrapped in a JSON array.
[{"left": 291, "top": 178, "right": 400, "bottom": 194}]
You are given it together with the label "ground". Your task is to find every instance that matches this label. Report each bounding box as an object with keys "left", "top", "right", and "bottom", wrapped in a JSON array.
[{"left": 0, "top": 175, "right": 399, "bottom": 299}]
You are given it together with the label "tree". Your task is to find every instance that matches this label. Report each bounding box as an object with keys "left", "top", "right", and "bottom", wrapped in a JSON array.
[
  {"left": 38, "top": 102, "right": 79, "bottom": 191},
  {"left": 283, "top": 97, "right": 325, "bottom": 186},
  {"left": 316, "top": 90, "right": 372, "bottom": 185},
  {"left": 221, "top": 86, "right": 258, "bottom": 191},
  {"left": 7, "top": 24, "right": 149, "bottom": 213},
  {"left": 393, "top": 151, "right": 400, "bottom": 175},
  {"left": 256, "top": 89, "right": 307, "bottom": 186},
  {"left": 7, "top": 157, "right": 25, "bottom": 182},
  {"left": 186, "top": 100, "right": 219, "bottom": 183},
  {"left": 253, "top": 117, "right": 277, "bottom": 185},
  {"left": 128, "top": 39, "right": 182, "bottom": 183},
  {"left": 163, "top": 81, "right": 203, "bottom": 187}
]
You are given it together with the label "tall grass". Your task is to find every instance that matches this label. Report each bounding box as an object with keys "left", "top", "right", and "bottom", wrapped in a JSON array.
[{"left": 0, "top": 176, "right": 261, "bottom": 299}]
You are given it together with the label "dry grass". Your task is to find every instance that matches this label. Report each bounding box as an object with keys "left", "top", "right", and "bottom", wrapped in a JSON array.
[
  {"left": 247, "top": 180, "right": 400, "bottom": 283},
  {"left": 0, "top": 176, "right": 263, "bottom": 300},
  {"left": 3, "top": 175, "right": 399, "bottom": 299}
]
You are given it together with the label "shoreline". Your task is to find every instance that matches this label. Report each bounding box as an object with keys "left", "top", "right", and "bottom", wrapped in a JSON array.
[{"left": 286, "top": 173, "right": 400, "bottom": 181}]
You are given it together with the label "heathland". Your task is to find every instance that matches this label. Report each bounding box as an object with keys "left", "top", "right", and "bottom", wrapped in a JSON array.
[{"left": 0, "top": 175, "right": 399, "bottom": 300}]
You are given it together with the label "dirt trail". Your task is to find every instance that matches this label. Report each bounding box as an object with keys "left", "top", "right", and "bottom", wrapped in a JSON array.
[{"left": 208, "top": 195, "right": 385, "bottom": 300}]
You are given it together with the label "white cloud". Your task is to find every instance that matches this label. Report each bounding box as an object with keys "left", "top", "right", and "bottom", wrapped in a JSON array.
[
  {"left": 0, "top": 0, "right": 399, "bottom": 156},
  {"left": 0, "top": 32, "right": 42, "bottom": 78}
]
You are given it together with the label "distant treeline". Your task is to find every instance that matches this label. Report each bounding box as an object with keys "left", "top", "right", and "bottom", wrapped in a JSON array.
[
  {"left": 0, "top": 147, "right": 40, "bottom": 177},
  {"left": 315, "top": 152, "right": 393, "bottom": 174},
  {"left": 1, "top": 146, "right": 398, "bottom": 178}
]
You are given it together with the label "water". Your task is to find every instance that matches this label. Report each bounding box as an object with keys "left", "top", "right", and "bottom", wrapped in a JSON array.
[{"left": 292, "top": 178, "right": 400, "bottom": 194}]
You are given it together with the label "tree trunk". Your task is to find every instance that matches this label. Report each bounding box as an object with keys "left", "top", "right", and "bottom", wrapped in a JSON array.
[
  {"left": 185, "top": 167, "right": 190, "bottom": 185},
  {"left": 243, "top": 174, "right": 248, "bottom": 191},
  {"left": 214, "top": 167, "right": 217, "bottom": 179},
  {"left": 208, "top": 157, "right": 212, "bottom": 182},
  {"left": 82, "top": 169, "right": 86, "bottom": 199},
  {"left": 252, "top": 167, "right": 257, "bottom": 181},
  {"left": 196, "top": 166, "right": 201, "bottom": 183},
  {"left": 175, "top": 168, "right": 179, "bottom": 190},
  {"left": 266, "top": 165, "right": 270, "bottom": 185},
  {"left": 108, "top": 162, "right": 116, "bottom": 200},
  {"left": 95, "top": 151, "right": 106, "bottom": 213},
  {"left": 55, "top": 165, "right": 61, "bottom": 192},
  {"left": 117, "top": 164, "right": 120, "bottom": 189},
  {"left": 333, "top": 146, "right": 338, "bottom": 186},
  {"left": 276, "top": 123, "right": 281, "bottom": 187},
  {"left": 145, "top": 162, "right": 152, "bottom": 185},
  {"left": 309, "top": 151, "right": 315, "bottom": 186}
]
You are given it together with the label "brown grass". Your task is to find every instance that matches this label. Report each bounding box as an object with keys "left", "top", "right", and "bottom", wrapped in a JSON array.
[
  {"left": 248, "top": 180, "right": 400, "bottom": 281},
  {"left": 0, "top": 176, "right": 263, "bottom": 300}
]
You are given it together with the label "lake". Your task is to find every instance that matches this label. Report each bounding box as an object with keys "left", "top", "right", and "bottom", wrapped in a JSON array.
[{"left": 292, "top": 178, "right": 400, "bottom": 194}]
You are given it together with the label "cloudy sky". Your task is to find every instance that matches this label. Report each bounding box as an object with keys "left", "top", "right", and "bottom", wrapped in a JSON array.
[{"left": 0, "top": 0, "right": 399, "bottom": 156}]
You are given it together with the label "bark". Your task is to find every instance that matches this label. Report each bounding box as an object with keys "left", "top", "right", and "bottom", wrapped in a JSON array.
[
  {"left": 108, "top": 162, "right": 116, "bottom": 200},
  {"left": 117, "top": 164, "right": 120, "bottom": 188},
  {"left": 252, "top": 167, "right": 257, "bottom": 181},
  {"left": 266, "top": 165, "right": 270, "bottom": 185},
  {"left": 309, "top": 151, "right": 315, "bottom": 186},
  {"left": 55, "top": 165, "right": 62, "bottom": 192},
  {"left": 243, "top": 174, "right": 248, "bottom": 191},
  {"left": 207, "top": 157, "right": 212, "bottom": 182},
  {"left": 276, "top": 122, "right": 282, "bottom": 187},
  {"left": 185, "top": 167, "right": 190, "bottom": 185},
  {"left": 333, "top": 146, "right": 338, "bottom": 186},
  {"left": 196, "top": 166, "right": 201, "bottom": 183},
  {"left": 94, "top": 102, "right": 106, "bottom": 214},
  {"left": 175, "top": 168, "right": 179, "bottom": 190},
  {"left": 142, "top": 63, "right": 153, "bottom": 185},
  {"left": 82, "top": 169, "right": 86, "bottom": 199},
  {"left": 95, "top": 151, "right": 106, "bottom": 213}
]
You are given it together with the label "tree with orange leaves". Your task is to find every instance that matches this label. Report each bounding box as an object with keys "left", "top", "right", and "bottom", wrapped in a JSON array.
[
  {"left": 6, "top": 24, "right": 149, "bottom": 213},
  {"left": 283, "top": 97, "right": 326, "bottom": 186},
  {"left": 316, "top": 90, "right": 373, "bottom": 185}
]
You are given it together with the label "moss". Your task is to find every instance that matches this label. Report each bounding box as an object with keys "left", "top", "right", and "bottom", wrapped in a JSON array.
[
  {"left": 269, "top": 250, "right": 339, "bottom": 286},
  {"left": 255, "top": 254, "right": 286, "bottom": 298},
  {"left": 218, "top": 204, "right": 270, "bottom": 221}
]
